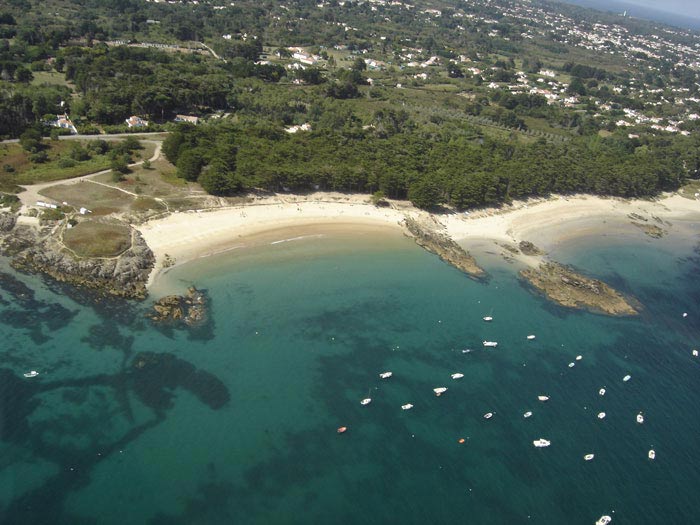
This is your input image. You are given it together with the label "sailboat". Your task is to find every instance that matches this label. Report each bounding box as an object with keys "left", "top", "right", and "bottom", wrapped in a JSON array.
[{"left": 361, "top": 389, "right": 372, "bottom": 405}]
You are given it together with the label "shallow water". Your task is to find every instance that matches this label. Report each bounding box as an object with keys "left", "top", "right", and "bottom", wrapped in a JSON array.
[{"left": 1, "top": 225, "right": 700, "bottom": 524}]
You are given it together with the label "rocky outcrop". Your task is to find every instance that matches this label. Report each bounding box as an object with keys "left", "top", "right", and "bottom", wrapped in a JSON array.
[
  {"left": 520, "top": 262, "right": 638, "bottom": 316},
  {"left": 403, "top": 217, "right": 485, "bottom": 278},
  {"left": 519, "top": 240, "right": 544, "bottom": 256},
  {"left": 5, "top": 227, "right": 154, "bottom": 299},
  {"left": 632, "top": 222, "right": 666, "bottom": 238},
  {"left": 0, "top": 213, "right": 16, "bottom": 232},
  {"left": 147, "top": 286, "right": 207, "bottom": 326}
]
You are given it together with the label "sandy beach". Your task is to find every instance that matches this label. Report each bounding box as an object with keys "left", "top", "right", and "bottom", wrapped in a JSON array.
[{"left": 137, "top": 192, "right": 700, "bottom": 287}]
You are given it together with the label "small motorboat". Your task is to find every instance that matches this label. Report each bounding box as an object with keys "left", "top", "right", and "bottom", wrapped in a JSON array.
[
  {"left": 692, "top": 349, "right": 698, "bottom": 357},
  {"left": 623, "top": 375, "right": 631, "bottom": 382},
  {"left": 568, "top": 362, "right": 575, "bottom": 368},
  {"left": 451, "top": 373, "right": 464, "bottom": 379},
  {"left": 537, "top": 395, "right": 549, "bottom": 402},
  {"left": 379, "top": 371, "right": 392, "bottom": 379},
  {"left": 596, "top": 515, "right": 612, "bottom": 525},
  {"left": 483, "top": 316, "right": 493, "bottom": 322},
  {"left": 526, "top": 335, "right": 536, "bottom": 340},
  {"left": 597, "top": 412, "right": 606, "bottom": 419},
  {"left": 533, "top": 438, "right": 551, "bottom": 448},
  {"left": 483, "top": 412, "right": 493, "bottom": 419},
  {"left": 576, "top": 355, "right": 583, "bottom": 361},
  {"left": 584, "top": 454, "right": 595, "bottom": 461},
  {"left": 361, "top": 398, "right": 372, "bottom": 406},
  {"left": 599, "top": 388, "right": 606, "bottom": 396},
  {"left": 483, "top": 341, "right": 498, "bottom": 347},
  {"left": 523, "top": 411, "right": 532, "bottom": 418},
  {"left": 462, "top": 348, "right": 472, "bottom": 354},
  {"left": 648, "top": 449, "right": 656, "bottom": 460},
  {"left": 23, "top": 370, "right": 39, "bottom": 378},
  {"left": 337, "top": 426, "right": 347, "bottom": 434},
  {"left": 458, "top": 438, "right": 466, "bottom": 444},
  {"left": 683, "top": 312, "right": 688, "bottom": 318},
  {"left": 433, "top": 387, "right": 447, "bottom": 396},
  {"left": 401, "top": 403, "right": 413, "bottom": 410},
  {"left": 637, "top": 412, "right": 644, "bottom": 424}
]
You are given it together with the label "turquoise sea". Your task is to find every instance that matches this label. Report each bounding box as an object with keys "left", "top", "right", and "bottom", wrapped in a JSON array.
[{"left": 1, "top": 223, "right": 700, "bottom": 524}]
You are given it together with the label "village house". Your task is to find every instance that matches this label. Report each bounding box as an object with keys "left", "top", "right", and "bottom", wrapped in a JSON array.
[
  {"left": 125, "top": 115, "right": 149, "bottom": 128},
  {"left": 174, "top": 115, "right": 199, "bottom": 125}
]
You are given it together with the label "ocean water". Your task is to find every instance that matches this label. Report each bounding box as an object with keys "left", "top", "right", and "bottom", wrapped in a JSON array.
[{"left": 1, "top": 224, "right": 700, "bottom": 525}]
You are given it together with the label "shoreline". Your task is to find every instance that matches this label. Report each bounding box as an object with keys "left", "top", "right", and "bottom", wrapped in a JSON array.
[{"left": 136, "top": 192, "right": 700, "bottom": 289}]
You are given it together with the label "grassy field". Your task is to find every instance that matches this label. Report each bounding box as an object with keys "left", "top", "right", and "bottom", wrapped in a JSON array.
[
  {"left": 31, "top": 71, "right": 71, "bottom": 87},
  {"left": 63, "top": 221, "right": 132, "bottom": 257},
  {"left": 40, "top": 181, "right": 134, "bottom": 215}
]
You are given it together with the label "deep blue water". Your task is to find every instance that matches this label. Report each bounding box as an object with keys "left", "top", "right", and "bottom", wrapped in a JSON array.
[
  {"left": 556, "top": 0, "right": 700, "bottom": 30},
  {"left": 1, "top": 227, "right": 700, "bottom": 524}
]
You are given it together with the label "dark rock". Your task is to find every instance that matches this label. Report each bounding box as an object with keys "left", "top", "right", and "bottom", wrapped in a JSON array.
[
  {"left": 518, "top": 240, "right": 544, "bottom": 256},
  {"left": 148, "top": 286, "right": 208, "bottom": 327}
]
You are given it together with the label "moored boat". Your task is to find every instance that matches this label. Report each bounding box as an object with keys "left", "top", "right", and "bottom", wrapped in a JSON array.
[
  {"left": 568, "top": 362, "right": 575, "bottom": 368},
  {"left": 692, "top": 349, "right": 698, "bottom": 357},
  {"left": 596, "top": 515, "right": 612, "bottom": 525},
  {"left": 433, "top": 387, "right": 447, "bottom": 396},
  {"left": 483, "top": 316, "right": 493, "bottom": 322},
  {"left": 483, "top": 341, "right": 498, "bottom": 347},
  {"left": 23, "top": 370, "right": 39, "bottom": 378},
  {"left": 648, "top": 449, "right": 656, "bottom": 460},
  {"left": 637, "top": 412, "right": 644, "bottom": 424},
  {"left": 337, "top": 426, "right": 347, "bottom": 434},
  {"left": 576, "top": 355, "right": 583, "bottom": 361},
  {"left": 537, "top": 395, "right": 549, "bottom": 402},
  {"left": 597, "top": 412, "right": 606, "bottom": 419},
  {"left": 523, "top": 411, "right": 533, "bottom": 418},
  {"left": 451, "top": 373, "right": 464, "bottom": 379},
  {"left": 599, "top": 388, "right": 606, "bottom": 396},
  {"left": 533, "top": 438, "right": 550, "bottom": 448},
  {"left": 379, "top": 371, "right": 393, "bottom": 379},
  {"left": 361, "top": 398, "right": 372, "bottom": 405},
  {"left": 623, "top": 374, "right": 631, "bottom": 382},
  {"left": 584, "top": 454, "right": 595, "bottom": 461},
  {"left": 483, "top": 412, "right": 493, "bottom": 419},
  {"left": 401, "top": 403, "right": 413, "bottom": 410},
  {"left": 526, "top": 334, "right": 536, "bottom": 340}
]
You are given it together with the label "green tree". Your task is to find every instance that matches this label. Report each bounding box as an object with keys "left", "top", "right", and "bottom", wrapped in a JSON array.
[
  {"left": 176, "top": 149, "right": 204, "bottom": 181},
  {"left": 409, "top": 178, "right": 442, "bottom": 209},
  {"left": 198, "top": 161, "right": 242, "bottom": 195}
]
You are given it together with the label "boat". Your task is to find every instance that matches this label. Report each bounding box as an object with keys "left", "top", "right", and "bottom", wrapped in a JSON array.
[
  {"left": 526, "top": 334, "right": 536, "bottom": 340},
  {"left": 483, "top": 341, "right": 498, "bottom": 347},
  {"left": 584, "top": 454, "right": 595, "bottom": 461},
  {"left": 458, "top": 438, "right": 466, "bottom": 444},
  {"left": 337, "top": 426, "right": 347, "bottom": 434},
  {"left": 523, "top": 411, "right": 533, "bottom": 418},
  {"left": 576, "top": 355, "right": 583, "bottom": 361},
  {"left": 401, "top": 403, "right": 413, "bottom": 410},
  {"left": 692, "top": 349, "right": 698, "bottom": 357},
  {"left": 648, "top": 449, "right": 656, "bottom": 460},
  {"left": 637, "top": 412, "right": 644, "bottom": 424},
  {"left": 462, "top": 348, "right": 472, "bottom": 354},
  {"left": 599, "top": 388, "right": 606, "bottom": 396},
  {"left": 597, "top": 412, "right": 606, "bottom": 419},
  {"left": 596, "top": 515, "right": 612, "bottom": 525},
  {"left": 483, "top": 316, "right": 493, "bottom": 322},
  {"left": 361, "top": 398, "right": 372, "bottom": 405},
  {"left": 623, "top": 375, "right": 631, "bottom": 382},
  {"left": 379, "top": 371, "right": 392, "bottom": 379},
  {"left": 451, "top": 373, "right": 464, "bottom": 379},
  {"left": 483, "top": 412, "right": 493, "bottom": 419},
  {"left": 683, "top": 312, "right": 688, "bottom": 318},
  {"left": 433, "top": 387, "right": 447, "bottom": 396},
  {"left": 568, "top": 362, "right": 575, "bottom": 368},
  {"left": 537, "top": 395, "right": 549, "bottom": 402},
  {"left": 533, "top": 438, "right": 551, "bottom": 448},
  {"left": 23, "top": 370, "right": 39, "bottom": 378}
]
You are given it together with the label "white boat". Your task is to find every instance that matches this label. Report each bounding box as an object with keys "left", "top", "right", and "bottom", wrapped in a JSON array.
[
  {"left": 584, "top": 453, "right": 595, "bottom": 461},
  {"left": 462, "top": 348, "right": 472, "bottom": 354},
  {"left": 483, "top": 316, "right": 493, "bottom": 322},
  {"left": 526, "top": 334, "right": 536, "bottom": 340},
  {"left": 523, "top": 411, "right": 532, "bottom": 418},
  {"left": 483, "top": 412, "right": 493, "bottom": 419},
  {"left": 451, "top": 373, "right": 464, "bottom": 379},
  {"left": 533, "top": 438, "right": 551, "bottom": 448},
  {"left": 596, "top": 515, "right": 612, "bottom": 525},
  {"left": 537, "top": 395, "right": 549, "bottom": 402},
  {"left": 401, "top": 403, "right": 413, "bottom": 410},
  {"left": 599, "top": 388, "right": 606, "bottom": 396},
  {"left": 483, "top": 341, "right": 498, "bottom": 347},
  {"left": 597, "top": 412, "right": 606, "bottom": 419},
  {"left": 433, "top": 387, "right": 447, "bottom": 396},
  {"left": 648, "top": 449, "right": 656, "bottom": 460},
  {"left": 23, "top": 370, "right": 39, "bottom": 378},
  {"left": 637, "top": 412, "right": 644, "bottom": 424},
  {"left": 692, "top": 349, "right": 698, "bottom": 357},
  {"left": 623, "top": 375, "right": 631, "bottom": 382},
  {"left": 361, "top": 398, "right": 372, "bottom": 405},
  {"left": 568, "top": 362, "right": 575, "bottom": 368},
  {"left": 683, "top": 312, "right": 688, "bottom": 318},
  {"left": 576, "top": 355, "right": 583, "bottom": 361},
  {"left": 379, "top": 371, "right": 393, "bottom": 379}
]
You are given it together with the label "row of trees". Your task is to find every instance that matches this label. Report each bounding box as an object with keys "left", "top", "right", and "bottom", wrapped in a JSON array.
[{"left": 162, "top": 120, "right": 694, "bottom": 208}]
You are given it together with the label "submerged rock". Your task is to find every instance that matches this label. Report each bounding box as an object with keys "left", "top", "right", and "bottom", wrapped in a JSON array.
[
  {"left": 632, "top": 222, "right": 666, "bottom": 238},
  {"left": 520, "top": 262, "right": 638, "bottom": 316},
  {"left": 518, "top": 240, "right": 544, "bottom": 256},
  {"left": 403, "top": 217, "right": 485, "bottom": 278},
  {"left": 148, "top": 286, "right": 208, "bottom": 327}
]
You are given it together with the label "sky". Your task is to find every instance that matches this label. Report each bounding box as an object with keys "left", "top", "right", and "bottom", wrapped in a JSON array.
[{"left": 623, "top": 0, "right": 700, "bottom": 19}]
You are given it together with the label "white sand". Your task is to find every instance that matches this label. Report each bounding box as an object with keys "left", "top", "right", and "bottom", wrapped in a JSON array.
[{"left": 138, "top": 192, "right": 700, "bottom": 287}]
